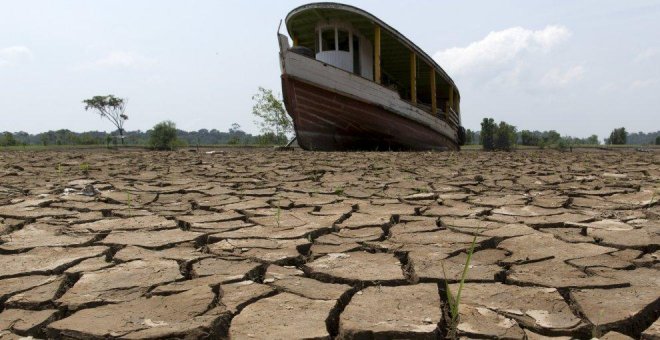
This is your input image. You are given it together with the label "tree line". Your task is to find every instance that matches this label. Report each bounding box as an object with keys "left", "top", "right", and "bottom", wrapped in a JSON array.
[
  {"left": 0, "top": 127, "right": 282, "bottom": 147},
  {"left": 1, "top": 88, "right": 293, "bottom": 149},
  {"left": 465, "top": 120, "right": 659, "bottom": 151}
]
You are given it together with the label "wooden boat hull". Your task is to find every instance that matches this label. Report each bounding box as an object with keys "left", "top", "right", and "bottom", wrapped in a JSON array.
[{"left": 282, "top": 75, "right": 458, "bottom": 151}]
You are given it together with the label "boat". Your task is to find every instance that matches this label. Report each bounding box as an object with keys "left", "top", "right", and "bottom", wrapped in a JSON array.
[{"left": 278, "top": 2, "right": 466, "bottom": 151}]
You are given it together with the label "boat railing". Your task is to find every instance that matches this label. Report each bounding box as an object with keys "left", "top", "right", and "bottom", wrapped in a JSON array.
[
  {"left": 411, "top": 100, "right": 459, "bottom": 127},
  {"left": 447, "top": 107, "right": 460, "bottom": 127}
]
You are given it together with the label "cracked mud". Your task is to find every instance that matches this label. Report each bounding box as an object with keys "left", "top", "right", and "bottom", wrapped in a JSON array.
[{"left": 0, "top": 149, "right": 658, "bottom": 339}]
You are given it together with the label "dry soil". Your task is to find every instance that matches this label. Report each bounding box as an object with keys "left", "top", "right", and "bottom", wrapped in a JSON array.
[{"left": 0, "top": 148, "right": 658, "bottom": 339}]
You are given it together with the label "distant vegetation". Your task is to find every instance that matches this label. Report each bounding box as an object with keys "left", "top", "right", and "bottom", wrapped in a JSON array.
[
  {"left": 0, "top": 126, "right": 277, "bottom": 148},
  {"left": 466, "top": 119, "right": 658, "bottom": 151},
  {"left": 1, "top": 89, "right": 293, "bottom": 149}
]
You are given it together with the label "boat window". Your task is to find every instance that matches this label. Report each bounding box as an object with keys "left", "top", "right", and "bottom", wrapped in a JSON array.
[
  {"left": 353, "top": 35, "right": 361, "bottom": 75},
  {"left": 337, "top": 30, "right": 350, "bottom": 52},
  {"left": 321, "top": 29, "right": 335, "bottom": 51}
]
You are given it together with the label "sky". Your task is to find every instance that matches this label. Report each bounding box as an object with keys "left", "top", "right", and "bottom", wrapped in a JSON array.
[{"left": 1, "top": 0, "right": 659, "bottom": 140}]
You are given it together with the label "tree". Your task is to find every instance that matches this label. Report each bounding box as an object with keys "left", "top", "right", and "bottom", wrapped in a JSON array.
[
  {"left": 0, "top": 132, "right": 18, "bottom": 147},
  {"left": 465, "top": 129, "right": 474, "bottom": 145},
  {"left": 480, "top": 118, "right": 496, "bottom": 151},
  {"left": 495, "top": 121, "right": 517, "bottom": 151},
  {"left": 228, "top": 123, "right": 244, "bottom": 145},
  {"left": 586, "top": 135, "right": 599, "bottom": 145},
  {"left": 543, "top": 130, "right": 561, "bottom": 145},
  {"left": 252, "top": 87, "right": 293, "bottom": 144},
  {"left": 149, "top": 121, "right": 178, "bottom": 150},
  {"left": 520, "top": 130, "right": 540, "bottom": 146},
  {"left": 83, "top": 95, "right": 128, "bottom": 144},
  {"left": 656, "top": 136, "right": 660, "bottom": 145},
  {"left": 608, "top": 127, "right": 627, "bottom": 145}
]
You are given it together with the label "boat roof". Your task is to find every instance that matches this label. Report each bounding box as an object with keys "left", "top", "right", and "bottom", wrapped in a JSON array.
[{"left": 285, "top": 2, "right": 459, "bottom": 96}]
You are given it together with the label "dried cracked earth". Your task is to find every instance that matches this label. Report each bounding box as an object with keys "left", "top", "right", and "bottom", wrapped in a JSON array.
[{"left": 0, "top": 148, "right": 658, "bottom": 339}]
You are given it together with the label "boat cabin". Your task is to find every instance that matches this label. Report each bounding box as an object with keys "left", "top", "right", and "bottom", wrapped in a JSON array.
[
  {"left": 286, "top": 3, "right": 461, "bottom": 127},
  {"left": 313, "top": 22, "right": 374, "bottom": 80}
]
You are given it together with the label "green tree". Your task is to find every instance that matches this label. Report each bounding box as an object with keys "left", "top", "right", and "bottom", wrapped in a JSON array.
[
  {"left": 543, "top": 130, "right": 561, "bottom": 145},
  {"left": 480, "top": 118, "right": 496, "bottom": 151},
  {"left": 495, "top": 121, "right": 517, "bottom": 151},
  {"left": 586, "top": 135, "right": 599, "bottom": 145},
  {"left": 520, "top": 130, "right": 539, "bottom": 146},
  {"left": 149, "top": 121, "right": 178, "bottom": 150},
  {"left": 465, "top": 129, "right": 474, "bottom": 144},
  {"left": 556, "top": 137, "right": 570, "bottom": 151},
  {"left": 608, "top": 127, "right": 627, "bottom": 145},
  {"left": 0, "top": 132, "right": 18, "bottom": 147},
  {"left": 252, "top": 87, "right": 292, "bottom": 144},
  {"left": 228, "top": 123, "right": 243, "bottom": 145},
  {"left": 656, "top": 136, "right": 660, "bottom": 145},
  {"left": 83, "top": 95, "right": 128, "bottom": 144}
]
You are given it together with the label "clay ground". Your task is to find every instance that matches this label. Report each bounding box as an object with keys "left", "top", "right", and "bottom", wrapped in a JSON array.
[{"left": 0, "top": 148, "right": 658, "bottom": 339}]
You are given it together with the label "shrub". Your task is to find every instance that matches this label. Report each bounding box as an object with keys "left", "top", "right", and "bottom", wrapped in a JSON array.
[
  {"left": 149, "top": 121, "right": 178, "bottom": 150},
  {"left": 480, "top": 118, "right": 496, "bottom": 151},
  {"left": 480, "top": 118, "right": 516, "bottom": 151},
  {"left": 556, "top": 138, "right": 570, "bottom": 151},
  {"left": 256, "top": 132, "right": 287, "bottom": 145},
  {"left": 495, "top": 121, "right": 517, "bottom": 151}
]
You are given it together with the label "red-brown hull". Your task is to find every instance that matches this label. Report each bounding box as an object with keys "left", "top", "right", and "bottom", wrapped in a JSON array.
[{"left": 282, "top": 75, "right": 458, "bottom": 151}]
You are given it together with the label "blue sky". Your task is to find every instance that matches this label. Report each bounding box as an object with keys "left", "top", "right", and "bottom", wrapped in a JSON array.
[{"left": 1, "top": 0, "right": 658, "bottom": 140}]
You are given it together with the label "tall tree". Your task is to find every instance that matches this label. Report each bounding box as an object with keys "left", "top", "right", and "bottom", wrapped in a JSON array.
[
  {"left": 480, "top": 118, "right": 496, "bottom": 151},
  {"left": 83, "top": 95, "right": 128, "bottom": 144},
  {"left": 608, "top": 127, "right": 627, "bottom": 145},
  {"left": 495, "top": 121, "right": 517, "bottom": 151},
  {"left": 252, "top": 87, "right": 293, "bottom": 144}
]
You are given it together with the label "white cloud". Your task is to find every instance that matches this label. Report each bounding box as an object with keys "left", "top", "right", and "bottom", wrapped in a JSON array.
[
  {"left": 0, "top": 46, "right": 34, "bottom": 66},
  {"left": 634, "top": 48, "right": 659, "bottom": 63},
  {"left": 541, "top": 65, "right": 585, "bottom": 87},
  {"left": 598, "top": 82, "right": 617, "bottom": 93},
  {"left": 434, "top": 25, "right": 571, "bottom": 75},
  {"left": 83, "top": 51, "right": 155, "bottom": 69},
  {"left": 631, "top": 78, "right": 658, "bottom": 89}
]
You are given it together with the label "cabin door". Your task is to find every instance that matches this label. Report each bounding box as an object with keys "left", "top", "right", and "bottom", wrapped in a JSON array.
[{"left": 352, "top": 35, "right": 361, "bottom": 76}]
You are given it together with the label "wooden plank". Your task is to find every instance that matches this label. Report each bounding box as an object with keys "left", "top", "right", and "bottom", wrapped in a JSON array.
[
  {"left": 430, "top": 68, "right": 437, "bottom": 115},
  {"left": 374, "top": 25, "right": 381, "bottom": 84},
  {"left": 293, "top": 36, "right": 299, "bottom": 47},
  {"left": 410, "top": 52, "right": 417, "bottom": 105}
]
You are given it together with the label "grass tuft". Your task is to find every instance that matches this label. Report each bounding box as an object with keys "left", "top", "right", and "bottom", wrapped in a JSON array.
[{"left": 442, "top": 233, "right": 479, "bottom": 339}]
